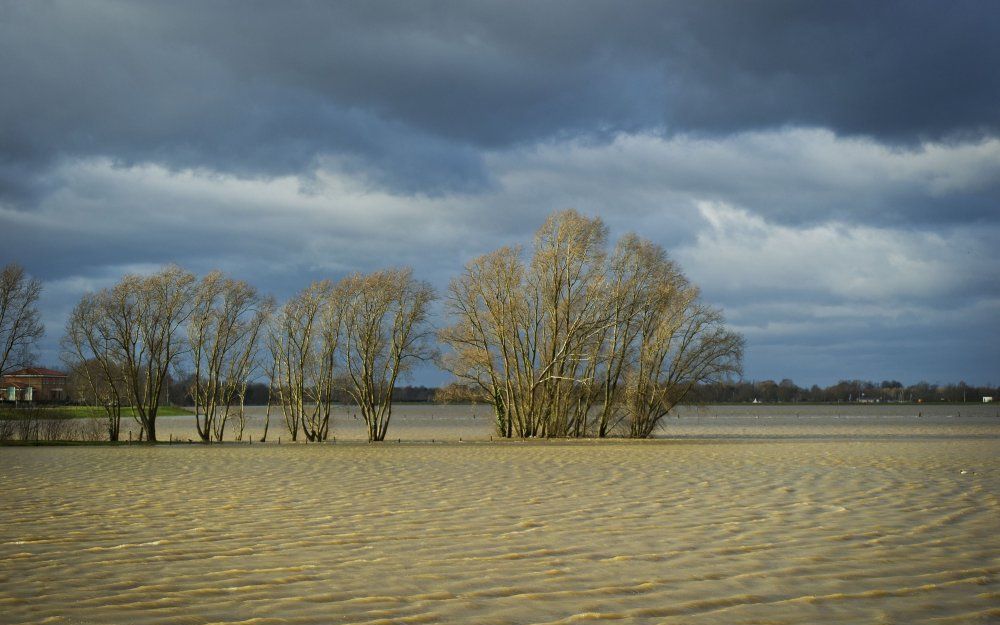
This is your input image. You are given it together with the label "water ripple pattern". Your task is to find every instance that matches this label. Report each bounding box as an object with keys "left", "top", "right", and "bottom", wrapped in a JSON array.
[{"left": 1, "top": 411, "right": 998, "bottom": 624}]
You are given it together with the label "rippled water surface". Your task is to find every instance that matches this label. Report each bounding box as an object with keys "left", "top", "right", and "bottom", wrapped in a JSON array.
[
  {"left": 1, "top": 408, "right": 998, "bottom": 624},
  {"left": 112, "top": 402, "right": 1000, "bottom": 443}
]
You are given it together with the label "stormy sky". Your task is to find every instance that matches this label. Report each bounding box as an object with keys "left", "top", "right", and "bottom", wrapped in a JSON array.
[{"left": 2, "top": 0, "right": 998, "bottom": 386}]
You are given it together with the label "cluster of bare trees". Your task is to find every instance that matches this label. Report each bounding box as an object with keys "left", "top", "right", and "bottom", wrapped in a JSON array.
[
  {"left": 268, "top": 269, "right": 435, "bottom": 442},
  {"left": 61, "top": 265, "right": 434, "bottom": 443},
  {"left": 188, "top": 272, "right": 273, "bottom": 442},
  {"left": 62, "top": 266, "right": 198, "bottom": 441},
  {"left": 439, "top": 210, "right": 743, "bottom": 438},
  {"left": 63, "top": 266, "right": 274, "bottom": 442}
]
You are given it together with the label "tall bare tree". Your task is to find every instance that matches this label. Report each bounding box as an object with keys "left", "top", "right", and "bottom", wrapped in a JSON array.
[
  {"left": 438, "top": 246, "right": 524, "bottom": 437},
  {"left": 591, "top": 235, "right": 683, "bottom": 436},
  {"left": 61, "top": 266, "right": 195, "bottom": 441},
  {"left": 301, "top": 284, "right": 342, "bottom": 442},
  {"left": 187, "top": 272, "right": 273, "bottom": 441},
  {"left": 62, "top": 294, "right": 127, "bottom": 441},
  {"left": 104, "top": 266, "right": 196, "bottom": 441},
  {"left": 0, "top": 264, "right": 44, "bottom": 376},
  {"left": 340, "top": 268, "right": 435, "bottom": 442},
  {"left": 624, "top": 290, "right": 744, "bottom": 438},
  {"left": 260, "top": 358, "right": 277, "bottom": 442},
  {"left": 529, "top": 210, "right": 610, "bottom": 436}
]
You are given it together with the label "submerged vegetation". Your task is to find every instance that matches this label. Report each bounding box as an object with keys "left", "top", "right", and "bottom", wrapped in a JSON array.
[
  {"left": 0, "top": 405, "right": 191, "bottom": 443},
  {"left": 48, "top": 405, "right": 192, "bottom": 419}
]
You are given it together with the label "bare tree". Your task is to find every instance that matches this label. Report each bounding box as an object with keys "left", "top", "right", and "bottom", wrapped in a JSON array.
[
  {"left": 438, "top": 246, "right": 524, "bottom": 437},
  {"left": 624, "top": 290, "right": 743, "bottom": 438},
  {"left": 0, "top": 264, "right": 44, "bottom": 376},
  {"left": 187, "top": 272, "right": 273, "bottom": 441},
  {"left": 260, "top": 358, "right": 277, "bottom": 442},
  {"left": 340, "top": 268, "right": 435, "bottom": 442},
  {"left": 98, "top": 266, "right": 196, "bottom": 441},
  {"left": 529, "top": 210, "right": 610, "bottom": 437},
  {"left": 591, "top": 235, "right": 683, "bottom": 437},
  {"left": 61, "top": 294, "right": 127, "bottom": 441},
  {"left": 300, "top": 284, "right": 342, "bottom": 442}
]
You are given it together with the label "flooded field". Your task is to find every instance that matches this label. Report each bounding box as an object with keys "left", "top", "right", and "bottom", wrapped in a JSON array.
[
  {"left": 117, "top": 401, "right": 1000, "bottom": 443},
  {"left": 1, "top": 408, "right": 998, "bottom": 624}
]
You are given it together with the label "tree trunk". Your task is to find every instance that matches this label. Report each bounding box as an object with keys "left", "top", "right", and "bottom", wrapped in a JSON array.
[{"left": 261, "top": 400, "right": 270, "bottom": 442}]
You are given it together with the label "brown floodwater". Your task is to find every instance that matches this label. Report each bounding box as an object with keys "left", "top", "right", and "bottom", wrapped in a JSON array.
[
  {"left": 1, "top": 406, "right": 998, "bottom": 624},
  {"left": 110, "top": 401, "right": 1000, "bottom": 443}
]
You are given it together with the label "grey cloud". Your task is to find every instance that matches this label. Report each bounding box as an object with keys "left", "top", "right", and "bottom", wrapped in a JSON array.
[{"left": 656, "top": 1, "right": 1000, "bottom": 141}]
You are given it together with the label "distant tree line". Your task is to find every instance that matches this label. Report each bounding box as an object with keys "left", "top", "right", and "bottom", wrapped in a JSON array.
[{"left": 686, "top": 378, "right": 999, "bottom": 404}]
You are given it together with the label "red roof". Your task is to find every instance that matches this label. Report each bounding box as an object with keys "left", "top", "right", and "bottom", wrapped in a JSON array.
[{"left": 5, "top": 367, "right": 68, "bottom": 378}]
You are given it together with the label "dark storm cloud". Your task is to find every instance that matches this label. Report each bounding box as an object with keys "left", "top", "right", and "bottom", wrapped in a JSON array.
[
  {"left": 654, "top": 1, "right": 1000, "bottom": 141},
  {"left": 2, "top": 0, "right": 998, "bottom": 200}
]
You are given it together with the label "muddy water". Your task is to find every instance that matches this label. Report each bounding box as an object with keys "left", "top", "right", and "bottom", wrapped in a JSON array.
[
  {"left": 1, "top": 414, "right": 998, "bottom": 624},
  {"left": 127, "top": 402, "right": 1000, "bottom": 442}
]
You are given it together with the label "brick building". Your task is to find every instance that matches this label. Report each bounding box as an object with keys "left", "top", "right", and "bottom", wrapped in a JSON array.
[{"left": 1, "top": 368, "right": 69, "bottom": 402}]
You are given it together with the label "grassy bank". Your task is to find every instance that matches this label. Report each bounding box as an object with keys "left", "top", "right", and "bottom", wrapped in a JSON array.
[{"left": 0, "top": 405, "right": 193, "bottom": 419}]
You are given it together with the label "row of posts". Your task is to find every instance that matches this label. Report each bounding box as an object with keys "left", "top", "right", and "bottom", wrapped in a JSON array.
[{"left": 123, "top": 433, "right": 469, "bottom": 444}]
